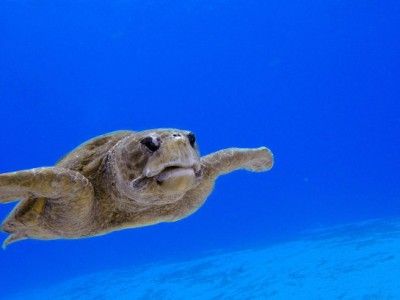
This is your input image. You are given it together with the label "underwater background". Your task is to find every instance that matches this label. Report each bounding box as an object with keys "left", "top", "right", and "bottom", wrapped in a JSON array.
[{"left": 0, "top": 0, "right": 399, "bottom": 299}]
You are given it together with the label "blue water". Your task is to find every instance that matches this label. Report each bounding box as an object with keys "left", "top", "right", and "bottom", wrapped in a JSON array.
[{"left": 0, "top": 0, "right": 399, "bottom": 298}]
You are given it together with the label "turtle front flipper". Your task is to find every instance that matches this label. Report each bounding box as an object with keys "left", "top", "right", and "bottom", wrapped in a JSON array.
[
  {"left": 0, "top": 167, "right": 93, "bottom": 203},
  {"left": 162, "top": 147, "right": 274, "bottom": 223},
  {"left": 201, "top": 147, "right": 274, "bottom": 179},
  {"left": 0, "top": 167, "right": 94, "bottom": 248}
]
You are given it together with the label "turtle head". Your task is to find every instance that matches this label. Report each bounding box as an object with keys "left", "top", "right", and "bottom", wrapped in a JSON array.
[{"left": 111, "top": 129, "right": 203, "bottom": 206}]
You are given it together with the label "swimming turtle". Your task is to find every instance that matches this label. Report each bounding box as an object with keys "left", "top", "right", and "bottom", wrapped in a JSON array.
[{"left": 0, "top": 129, "right": 273, "bottom": 248}]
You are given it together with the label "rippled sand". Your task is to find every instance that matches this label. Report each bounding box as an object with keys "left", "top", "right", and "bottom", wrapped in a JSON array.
[{"left": 7, "top": 219, "right": 400, "bottom": 299}]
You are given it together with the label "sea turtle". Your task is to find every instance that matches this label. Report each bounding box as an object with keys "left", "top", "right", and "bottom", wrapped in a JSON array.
[{"left": 0, "top": 129, "right": 273, "bottom": 248}]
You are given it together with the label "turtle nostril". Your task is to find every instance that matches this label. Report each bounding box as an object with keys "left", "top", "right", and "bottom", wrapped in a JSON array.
[{"left": 141, "top": 137, "right": 160, "bottom": 152}]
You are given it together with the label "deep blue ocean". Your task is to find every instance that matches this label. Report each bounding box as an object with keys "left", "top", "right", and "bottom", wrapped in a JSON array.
[{"left": 0, "top": 0, "right": 399, "bottom": 299}]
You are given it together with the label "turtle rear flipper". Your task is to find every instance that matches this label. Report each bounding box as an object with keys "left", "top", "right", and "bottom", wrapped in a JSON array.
[
  {"left": 0, "top": 167, "right": 94, "bottom": 247},
  {"left": 2, "top": 233, "right": 27, "bottom": 249}
]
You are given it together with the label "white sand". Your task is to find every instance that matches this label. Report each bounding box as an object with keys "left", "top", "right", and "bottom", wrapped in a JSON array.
[{"left": 7, "top": 219, "right": 400, "bottom": 299}]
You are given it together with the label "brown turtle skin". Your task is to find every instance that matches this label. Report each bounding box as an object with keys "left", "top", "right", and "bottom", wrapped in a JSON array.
[{"left": 0, "top": 128, "right": 274, "bottom": 248}]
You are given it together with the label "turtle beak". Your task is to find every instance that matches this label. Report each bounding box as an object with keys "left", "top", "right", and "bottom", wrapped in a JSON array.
[{"left": 144, "top": 161, "right": 201, "bottom": 178}]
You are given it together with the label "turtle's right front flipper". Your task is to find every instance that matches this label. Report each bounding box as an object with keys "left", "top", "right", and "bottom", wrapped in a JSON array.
[
  {"left": 0, "top": 167, "right": 93, "bottom": 203},
  {"left": 0, "top": 167, "right": 95, "bottom": 248},
  {"left": 0, "top": 169, "right": 41, "bottom": 203}
]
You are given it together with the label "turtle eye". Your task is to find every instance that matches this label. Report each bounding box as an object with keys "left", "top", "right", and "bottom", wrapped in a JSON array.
[
  {"left": 141, "top": 137, "right": 160, "bottom": 152},
  {"left": 187, "top": 133, "right": 196, "bottom": 147}
]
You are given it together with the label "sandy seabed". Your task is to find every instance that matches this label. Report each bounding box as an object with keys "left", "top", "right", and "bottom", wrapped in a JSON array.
[{"left": 7, "top": 219, "right": 400, "bottom": 300}]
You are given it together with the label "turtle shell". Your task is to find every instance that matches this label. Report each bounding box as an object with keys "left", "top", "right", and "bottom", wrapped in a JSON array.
[
  {"left": 1, "top": 130, "right": 133, "bottom": 240},
  {"left": 56, "top": 130, "right": 133, "bottom": 177}
]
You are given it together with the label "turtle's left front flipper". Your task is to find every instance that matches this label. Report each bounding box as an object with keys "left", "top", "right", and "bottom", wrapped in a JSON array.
[
  {"left": 201, "top": 147, "right": 274, "bottom": 179},
  {"left": 163, "top": 147, "right": 274, "bottom": 223},
  {"left": 0, "top": 167, "right": 94, "bottom": 204}
]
